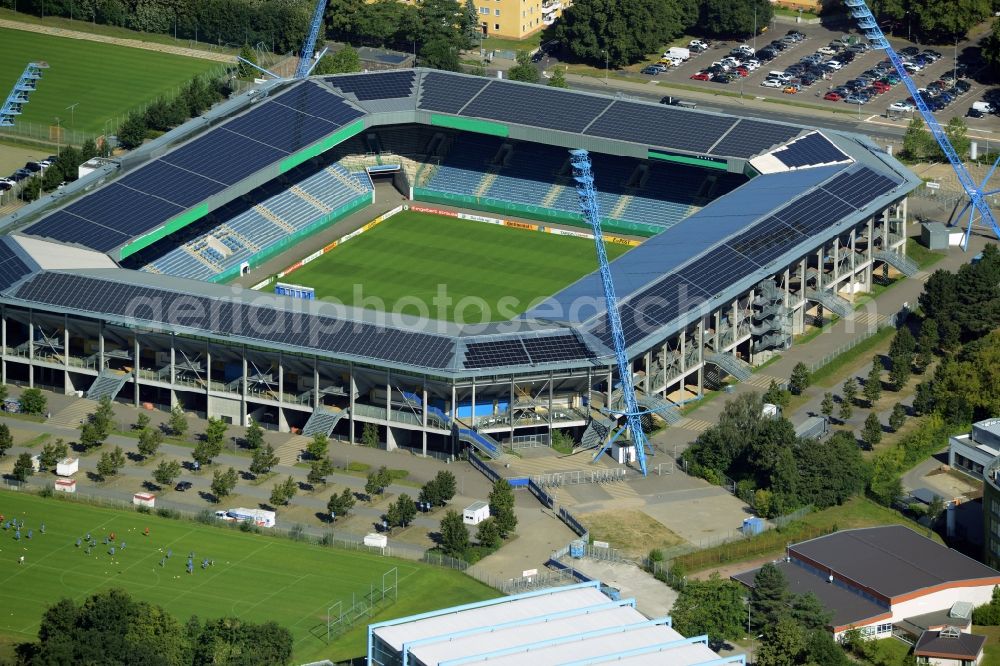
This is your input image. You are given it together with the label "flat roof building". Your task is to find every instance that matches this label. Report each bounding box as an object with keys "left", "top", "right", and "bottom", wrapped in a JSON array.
[
  {"left": 734, "top": 526, "right": 1000, "bottom": 641},
  {"left": 368, "top": 581, "right": 744, "bottom": 665}
]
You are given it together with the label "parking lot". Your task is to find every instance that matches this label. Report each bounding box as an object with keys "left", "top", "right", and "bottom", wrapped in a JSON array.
[{"left": 635, "top": 21, "right": 998, "bottom": 129}]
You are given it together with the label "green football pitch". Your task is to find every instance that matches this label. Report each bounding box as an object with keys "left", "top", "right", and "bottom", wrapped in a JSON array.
[
  {"left": 0, "top": 28, "right": 220, "bottom": 135},
  {"left": 284, "top": 211, "right": 631, "bottom": 323},
  {"left": 0, "top": 491, "right": 496, "bottom": 663}
]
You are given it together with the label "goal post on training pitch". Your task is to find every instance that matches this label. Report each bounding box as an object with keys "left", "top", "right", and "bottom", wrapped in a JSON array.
[{"left": 324, "top": 567, "right": 399, "bottom": 644}]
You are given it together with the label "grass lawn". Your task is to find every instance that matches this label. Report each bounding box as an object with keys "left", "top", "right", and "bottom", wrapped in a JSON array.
[
  {"left": 286, "top": 211, "right": 629, "bottom": 322},
  {"left": 906, "top": 237, "right": 947, "bottom": 270},
  {"left": 974, "top": 626, "right": 1000, "bottom": 665},
  {"left": 0, "top": 28, "right": 220, "bottom": 135},
  {"left": 808, "top": 325, "right": 895, "bottom": 387},
  {"left": 580, "top": 509, "right": 685, "bottom": 559},
  {"left": 676, "top": 497, "right": 939, "bottom": 572},
  {"left": 0, "top": 490, "right": 496, "bottom": 663},
  {"left": 481, "top": 33, "right": 542, "bottom": 53}
]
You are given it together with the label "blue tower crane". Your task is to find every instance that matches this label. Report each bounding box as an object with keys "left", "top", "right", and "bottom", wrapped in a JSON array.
[
  {"left": 570, "top": 149, "right": 650, "bottom": 476},
  {"left": 235, "top": 0, "right": 329, "bottom": 81},
  {"left": 845, "top": 0, "right": 999, "bottom": 249},
  {"left": 295, "top": 0, "right": 329, "bottom": 79}
]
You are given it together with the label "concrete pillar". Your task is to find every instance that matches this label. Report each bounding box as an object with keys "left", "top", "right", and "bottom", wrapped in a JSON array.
[
  {"left": 450, "top": 383, "right": 457, "bottom": 458},
  {"left": 313, "top": 360, "right": 320, "bottom": 409},
  {"left": 97, "top": 321, "right": 104, "bottom": 372},
  {"left": 205, "top": 345, "right": 211, "bottom": 402},
  {"left": 64, "top": 315, "right": 71, "bottom": 395},
  {"left": 348, "top": 362, "right": 356, "bottom": 445},
  {"left": 509, "top": 376, "right": 515, "bottom": 443},
  {"left": 133, "top": 335, "right": 140, "bottom": 406},
  {"left": 385, "top": 368, "right": 391, "bottom": 425},
  {"left": 816, "top": 248, "right": 823, "bottom": 289},
  {"left": 240, "top": 350, "right": 249, "bottom": 427},
  {"left": 643, "top": 351, "right": 651, "bottom": 394},
  {"left": 470, "top": 377, "right": 476, "bottom": 429},
  {"left": 28, "top": 317, "right": 34, "bottom": 388},
  {"left": 421, "top": 383, "right": 428, "bottom": 457},
  {"left": 2, "top": 308, "right": 7, "bottom": 385}
]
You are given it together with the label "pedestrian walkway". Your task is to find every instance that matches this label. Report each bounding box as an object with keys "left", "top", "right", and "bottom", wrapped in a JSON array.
[{"left": 49, "top": 399, "right": 94, "bottom": 428}]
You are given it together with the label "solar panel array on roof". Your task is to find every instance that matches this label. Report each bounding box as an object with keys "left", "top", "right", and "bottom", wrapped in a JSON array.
[
  {"left": 23, "top": 82, "right": 364, "bottom": 253},
  {"left": 585, "top": 102, "right": 736, "bottom": 155},
  {"left": 463, "top": 338, "right": 529, "bottom": 369},
  {"left": 13, "top": 273, "right": 455, "bottom": 369},
  {"left": 0, "top": 241, "right": 33, "bottom": 292},
  {"left": 710, "top": 119, "right": 801, "bottom": 158},
  {"left": 522, "top": 334, "right": 593, "bottom": 364},
  {"left": 586, "top": 166, "right": 900, "bottom": 348},
  {"left": 773, "top": 132, "right": 849, "bottom": 168},
  {"left": 462, "top": 82, "right": 612, "bottom": 133},
  {"left": 325, "top": 71, "right": 415, "bottom": 100},
  {"left": 418, "top": 71, "right": 489, "bottom": 113}
]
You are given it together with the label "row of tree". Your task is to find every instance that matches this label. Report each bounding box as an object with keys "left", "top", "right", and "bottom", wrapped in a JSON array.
[
  {"left": 19, "top": 588, "right": 292, "bottom": 665},
  {"left": 438, "top": 478, "right": 517, "bottom": 561},
  {"left": 870, "top": 0, "right": 995, "bottom": 42},
  {"left": 118, "top": 75, "right": 230, "bottom": 150},
  {"left": 902, "top": 117, "right": 972, "bottom": 163},
  {"left": 682, "top": 392, "right": 869, "bottom": 518}
]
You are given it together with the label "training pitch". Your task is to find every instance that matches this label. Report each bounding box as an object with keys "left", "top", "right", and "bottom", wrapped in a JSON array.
[
  {"left": 0, "top": 491, "right": 496, "bottom": 662},
  {"left": 0, "top": 28, "right": 219, "bottom": 135},
  {"left": 284, "top": 211, "right": 631, "bottom": 322}
]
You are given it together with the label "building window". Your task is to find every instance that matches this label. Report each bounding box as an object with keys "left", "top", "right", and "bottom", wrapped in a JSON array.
[
  {"left": 876, "top": 622, "right": 893, "bottom": 634},
  {"left": 494, "top": 23, "right": 500, "bottom": 29},
  {"left": 495, "top": 8, "right": 500, "bottom": 14},
  {"left": 479, "top": 7, "right": 489, "bottom": 13}
]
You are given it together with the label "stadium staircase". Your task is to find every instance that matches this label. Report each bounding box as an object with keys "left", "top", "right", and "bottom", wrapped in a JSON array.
[
  {"left": 290, "top": 185, "right": 332, "bottom": 213},
  {"left": 805, "top": 288, "right": 853, "bottom": 318},
  {"left": 611, "top": 195, "right": 633, "bottom": 219},
  {"left": 873, "top": 249, "right": 919, "bottom": 277},
  {"left": 706, "top": 352, "right": 753, "bottom": 382},
  {"left": 218, "top": 224, "right": 259, "bottom": 253},
  {"left": 326, "top": 166, "right": 366, "bottom": 194},
  {"left": 475, "top": 171, "right": 499, "bottom": 197},
  {"left": 579, "top": 413, "right": 616, "bottom": 451},
  {"left": 456, "top": 427, "right": 502, "bottom": 459},
  {"left": 301, "top": 406, "right": 347, "bottom": 437},
  {"left": 541, "top": 183, "right": 565, "bottom": 207},
  {"left": 85, "top": 369, "right": 132, "bottom": 401},
  {"left": 399, "top": 390, "right": 451, "bottom": 429},
  {"left": 182, "top": 245, "right": 222, "bottom": 273},
  {"left": 635, "top": 392, "right": 682, "bottom": 425},
  {"left": 254, "top": 205, "right": 295, "bottom": 233}
]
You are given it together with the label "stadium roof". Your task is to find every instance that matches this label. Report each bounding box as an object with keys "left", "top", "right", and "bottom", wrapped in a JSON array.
[
  {"left": 0, "top": 70, "right": 922, "bottom": 377},
  {"left": 370, "top": 581, "right": 741, "bottom": 666},
  {"left": 787, "top": 526, "right": 1000, "bottom": 601}
]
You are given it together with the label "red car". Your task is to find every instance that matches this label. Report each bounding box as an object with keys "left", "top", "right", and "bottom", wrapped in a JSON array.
[
  {"left": 823, "top": 91, "right": 843, "bottom": 101},
  {"left": 690, "top": 71, "right": 710, "bottom": 81},
  {"left": 872, "top": 81, "right": 890, "bottom": 93},
  {"left": 735, "top": 67, "right": 749, "bottom": 77}
]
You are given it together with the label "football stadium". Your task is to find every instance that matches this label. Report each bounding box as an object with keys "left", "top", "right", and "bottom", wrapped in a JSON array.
[{"left": 0, "top": 68, "right": 921, "bottom": 460}]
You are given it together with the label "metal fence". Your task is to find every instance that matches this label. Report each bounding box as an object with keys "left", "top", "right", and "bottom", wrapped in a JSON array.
[
  {"left": 806, "top": 312, "right": 898, "bottom": 373},
  {"left": 506, "top": 434, "right": 550, "bottom": 450},
  {"left": 531, "top": 468, "right": 631, "bottom": 488}
]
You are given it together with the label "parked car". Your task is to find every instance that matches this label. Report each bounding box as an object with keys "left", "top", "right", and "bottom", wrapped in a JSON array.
[
  {"left": 844, "top": 95, "right": 867, "bottom": 104},
  {"left": 689, "top": 40, "right": 709, "bottom": 50},
  {"left": 824, "top": 60, "right": 844, "bottom": 71},
  {"left": 824, "top": 91, "right": 843, "bottom": 101},
  {"left": 642, "top": 65, "right": 665, "bottom": 75},
  {"left": 783, "top": 84, "right": 800, "bottom": 94},
  {"left": 889, "top": 101, "right": 915, "bottom": 112},
  {"left": 955, "top": 80, "right": 972, "bottom": 93},
  {"left": 690, "top": 71, "right": 710, "bottom": 81},
  {"left": 712, "top": 73, "right": 734, "bottom": 83},
  {"left": 761, "top": 78, "right": 783, "bottom": 88},
  {"left": 817, "top": 46, "right": 837, "bottom": 55},
  {"left": 900, "top": 46, "right": 920, "bottom": 57},
  {"left": 968, "top": 107, "right": 985, "bottom": 118}
]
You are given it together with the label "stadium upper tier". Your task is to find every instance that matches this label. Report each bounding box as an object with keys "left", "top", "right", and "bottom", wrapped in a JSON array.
[{"left": 0, "top": 69, "right": 921, "bottom": 377}]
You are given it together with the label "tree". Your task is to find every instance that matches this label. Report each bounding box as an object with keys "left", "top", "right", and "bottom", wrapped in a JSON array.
[
  {"left": 864, "top": 360, "right": 883, "bottom": 406},
  {"left": 889, "top": 327, "right": 916, "bottom": 390},
  {"left": 192, "top": 441, "right": 216, "bottom": 467},
  {"left": 210, "top": 466, "right": 238, "bottom": 500},
  {"left": 548, "top": 66, "right": 569, "bottom": 88},
  {"left": 917, "top": 317, "right": 939, "bottom": 370},
  {"left": 553, "top": 0, "right": 697, "bottom": 67},
  {"left": 927, "top": 494, "right": 946, "bottom": 524},
  {"left": 361, "top": 422, "right": 379, "bottom": 448},
  {"left": 462, "top": 0, "right": 480, "bottom": 47},
  {"left": 750, "top": 563, "right": 790, "bottom": 632},
  {"left": 488, "top": 477, "right": 517, "bottom": 538},
  {"left": 78, "top": 421, "right": 105, "bottom": 451},
  {"left": 12, "top": 452, "right": 34, "bottom": 482},
  {"left": 306, "top": 433, "right": 328, "bottom": 460},
  {"left": 763, "top": 380, "right": 790, "bottom": 409},
  {"left": 508, "top": 50, "right": 540, "bottom": 83},
  {"left": 153, "top": 458, "right": 181, "bottom": 487},
  {"left": 820, "top": 392, "right": 835, "bottom": 421},
  {"left": 19, "top": 387, "right": 47, "bottom": 415},
  {"left": 862, "top": 412, "right": 883, "bottom": 449},
  {"left": 698, "top": 0, "right": 772, "bottom": 38},
  {"left": 795, "top": 431, "right": 869, "bottom": 509},
  {"left": 789, "top": 362, "right": 810, "bottom": 395},
  {"left": 475, "top": 517, "right": 502, "bottom": 548},
  {"left": 39, "top": 438, "right": 68, "bottom": 470},
  {"left": 365, "top": 471, "right": 382, "bottom": 500},
  {"left": 204, "top": 417, "right": 228, "bottom": 456},
  {"left": 420, "top": 469, "right": 458, "bottom": 506},
  {"left": 137, "top": 427, "right": 163, "bottom": 458},
  {"left": 191, "top": 616, "right": 293, "bottom": 665},
  {"left": 327, "top": 487, "right": 356, "bottom": 520},
  {"left": 236, "top": 43, "right": 258, "bottom": 80},
  {"left": 249, "top": 443, "right": 278, "bottom": 477},
  {"left": 911, "top": 0, "right": 989, "bottom": 43},
  {"left": 842, "top": 378, "right": 859, "bottom": 406},
  {"left": 756, "top": 615, "right": 805, "bottom": 666},
  {"left": 243, "top": 419, "right": 264, "bottom": 450},
  {"left": 670, "top": 573, "right": 747, "bottom": 644},
  {"left": 42, "top": 163, "right": 63, "bottom": 192},
  {"left": 135, "top": 412, "right": 151, "bottom": 431},
  {"left": 790, "top": 591, "right": 832, "bottom": 631},
  {"left": 96, "top": 447, "right": 125, "bottom": 480},
  {"left": 314, "top": 45, "right": 362, "bottom": 74},
  {"left": 307, "top": 458, "right": 334, "bottom": 485},
  {"left": 889, "top": 402, "right": 907, "bottom": 432},
  {"left": 420, "top": 36, "right": 461, "bottom": 71},
  {"left": 270, "top": 475, "right": 298, "bottom": 506},
  {"left": 984, "top": 17, "right": 1000, "bottom": 74},
  {"left": 0, "top": 423, "right": 12, "bottom": 457},
  {"left": 81, "top": 138, "right": 98, "bottom": 161},
  {"left": 396, "top": 493, "right": 416, "bottom": 527},
  {"left": 902, "top": 116, "right": 936, "bottom": 161},
  {"left": 117, "top": 113, "right": 148, "bottom": 150},
  {"left": 439, "top": 509, "right": 469, "bottom": 557},
  {"left": 168, "top": 404, "right": 188, "bottom": 437}
]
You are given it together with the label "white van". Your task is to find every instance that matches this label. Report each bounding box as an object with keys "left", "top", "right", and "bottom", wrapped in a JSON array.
[
  {"left": 768, "top": 71, "right": 791, "bottom": 82},
  {"left": 972, "top": 101, "right": 995, "bottom": 114}
]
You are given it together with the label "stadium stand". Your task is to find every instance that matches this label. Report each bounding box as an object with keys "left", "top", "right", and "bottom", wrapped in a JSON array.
[{"left": 140, "top": 161, "right": 371, "bottom": 280}]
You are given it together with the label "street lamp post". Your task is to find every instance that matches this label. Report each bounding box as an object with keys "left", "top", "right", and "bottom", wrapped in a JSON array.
[
  {"left": 753, "top": 3, "right": 757, "bottom": 52},
  {"left": 602, "top": 49, "right": 609, "bottom": 85}
]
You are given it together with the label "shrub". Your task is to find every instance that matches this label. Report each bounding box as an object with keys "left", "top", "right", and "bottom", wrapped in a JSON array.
[
  {"left": 195, "top": 509, "right": 216, "bottom": 524},
  {"left": 156, "top": 507, "right": 180, "bottom": 520}
]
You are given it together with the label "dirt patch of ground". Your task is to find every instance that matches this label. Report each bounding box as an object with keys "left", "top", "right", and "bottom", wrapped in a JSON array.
[{"left": 580, "top": 509, "right": 686, "bottom": 559}]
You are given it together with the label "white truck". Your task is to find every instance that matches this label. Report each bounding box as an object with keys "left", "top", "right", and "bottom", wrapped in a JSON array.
[{"left": 665, "top": 47, "right": 690, "bottom": 61}]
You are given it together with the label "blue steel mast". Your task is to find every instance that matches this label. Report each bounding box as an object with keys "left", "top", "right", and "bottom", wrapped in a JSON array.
[
  {"left": 295, "top": 0, "right": 329, "bottom": 79},
  {"left": 845, "top": 0, "right": 999, "bottom": 248},
  {"left": 570, "top": 149, "right": 649, "bottom": 476}
]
